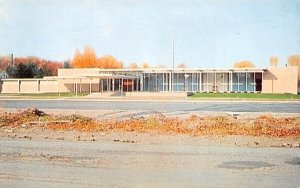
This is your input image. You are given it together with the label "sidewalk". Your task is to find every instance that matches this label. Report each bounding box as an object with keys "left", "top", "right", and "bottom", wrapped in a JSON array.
[{"left": 1, "top": 95, "right": 300, "bottom": 103}]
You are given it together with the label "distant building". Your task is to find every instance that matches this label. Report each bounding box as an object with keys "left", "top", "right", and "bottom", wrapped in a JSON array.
[
  {"left": 0, "top": 71, "right": 8, "bottom": 79},
  {"left": 0, "top": 66, "right": 298, "bottom": 94}
]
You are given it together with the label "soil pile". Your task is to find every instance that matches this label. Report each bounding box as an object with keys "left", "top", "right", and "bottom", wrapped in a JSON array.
[{"left": 1, "top": 109, "right": 299, "bottom": 138}]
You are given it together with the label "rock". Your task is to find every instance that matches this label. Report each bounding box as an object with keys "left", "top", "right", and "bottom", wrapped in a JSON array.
[
  {"left": 4, "top": 128, "right": 13, "bottom": 133},
  {"left": 26, "top": 108, "right": 46, "bottom": 116},
  {"left": 282, "top": 143, "right": 288, "bottom": 147},
  {"left": 23, "top": 135, "right": 32, "bottom": 139},
  {"left": 292, "top": 143, "right": 300, "bottom": 148},
  {"left": 282, "top": 143, "right": 292, "bottom": 147},
  {"left": 21, "top": 124, "right": 27, "bottom": 128}
]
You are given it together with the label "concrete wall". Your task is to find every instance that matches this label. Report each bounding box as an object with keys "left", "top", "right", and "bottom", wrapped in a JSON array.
[
  {"left": 20, "top": 80, "right": 39, "bottom": 93},
  {"left": 1, "top": 78, "right": 103, "bottom": 94},
  {"left": 60, "top": 78, "right": 100, "bottom": 93},
  {"left": 262, "top": 66, "right": 298, "bottom": 94},
  {"left": 1, "top": 80, "right": 20, "bottom": 93},
  {"left": 58, "top": 68, "right": 101, "bottom": 77},
  {"left": 1, "top": 79, "right": 59, "bottom": 93},
  {"left": 39, "top": 80, "right": 59, "bottom": 93}
]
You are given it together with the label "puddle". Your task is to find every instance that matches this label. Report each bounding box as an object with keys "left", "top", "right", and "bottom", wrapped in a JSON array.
[
  {"left": 285, "top": 157, "right": 300, "bottom": 165},
  {"left": 217, "top": 161, "right": 275, "bottom": 170}
]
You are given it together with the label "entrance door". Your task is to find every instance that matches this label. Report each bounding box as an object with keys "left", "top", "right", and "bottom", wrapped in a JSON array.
[
  {"left": 123, "top": 79, "right": 133, "bottom": 92},
  {"left": 255, "top": 73, "right": 262, "bottom": 92}
]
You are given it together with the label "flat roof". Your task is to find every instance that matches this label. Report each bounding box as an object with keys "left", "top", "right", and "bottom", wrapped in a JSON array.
[
  {"left": 99, "top": 68, "right": 266, "bottom": 73},
  {"left": 56, "top": 73, "right": 139, "bottom": 79}
]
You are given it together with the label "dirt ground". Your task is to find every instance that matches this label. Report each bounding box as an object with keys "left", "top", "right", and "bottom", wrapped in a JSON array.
[{"left": 0, "top": 108, "right": 299, "bottom": 148}]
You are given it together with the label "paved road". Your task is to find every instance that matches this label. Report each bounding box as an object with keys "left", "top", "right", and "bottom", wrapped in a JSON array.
[
  {"left": 0, "top": 99, "right": 300, "bottom": 113},
  {"left": 0, "top": 139, "right": 299, "bottom": 187}
]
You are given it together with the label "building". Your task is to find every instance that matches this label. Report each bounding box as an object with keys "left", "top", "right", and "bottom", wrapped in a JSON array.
[
  {"left": 0, "top": 71, "right": 9, "bottom": 94},
  {"left": 0, "top": 66, "right": 298, "bottom": 95}
]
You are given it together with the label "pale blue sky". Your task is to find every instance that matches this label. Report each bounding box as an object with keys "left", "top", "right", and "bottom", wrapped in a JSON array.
[{"left": 0, "top": 0, "right": 299, "bottom": 68}]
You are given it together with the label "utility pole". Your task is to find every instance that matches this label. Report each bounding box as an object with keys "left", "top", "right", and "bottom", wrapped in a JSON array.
[
  {"left": 172, "top": 39, "right": 175, "bottom": 92},
  {"left": 10, "top": 53, "right": 14, "bottom": 67}
]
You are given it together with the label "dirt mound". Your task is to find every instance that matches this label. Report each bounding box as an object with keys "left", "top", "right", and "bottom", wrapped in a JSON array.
[
  {"left": 0, "top": 108, "right": 46, "bottom": 127},
  {"left": 47, "top": 114, "right": 300, "bottom": 138},
  {"left": 1, "top": 109, "right": 300, "bottom": 138},
  {"left": 22, "top": 108, "right": 46, "bottom": 117}
]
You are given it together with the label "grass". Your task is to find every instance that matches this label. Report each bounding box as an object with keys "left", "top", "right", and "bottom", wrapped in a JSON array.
[
  {"left": 0, "top": 92, "right": 88, "bottom": 98},
  {"left": 190, "top": 92, "right": 300, "bottom": 100}
]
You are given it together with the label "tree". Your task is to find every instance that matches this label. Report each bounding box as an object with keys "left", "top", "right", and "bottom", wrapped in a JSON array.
[
  {"left": 71, "top": 46, "right": 123, "bottom": 69},
  {"left": 13, "top": 56, "right": 62, "bottom": 76},
  {"left": 155, "top": 64, "right": 166, "bottom": 68},
  {"left": 270, "top": 56, "right": 279, "bottom": 67},
  {"left": 288, "top": 55, "right": 300, "bottom": 67},
  {"left": 2, "top": 55, "right": 62, "bottom": 77},
  {"left": 0, "top": 55, "right": 11, "bottom": 70},
  {"left": 5, "top": 66, "right": 17, "bottom": 78},
  {"left": 98, "top": 55, "right": 123, "bottom": 69},
  {"left": 40, "top": 64, "right": 52, "bottom": 76},
  {"left": 72, "top": 49, "right": 84, "bottom": 68},
  {"left": 64, "top": 59, "right": 71, "bottom": 68},
  {"left": 128, "top": 63, "right": 138, "bottom": 69},
  {"left": 5, "top": 63, "right": 48, "bottom": 78},
  {"left": 233, "top": 61, "right": 255, "bottom": 68},
  {"left": 141, "top": 63, "right": 149, "bottom": 69},
  {"left": 16, "top": 63, "right": 36, "bottom": 78},
  {"left": 177, "top": 63, "right": 186, "bottom": 68},
  {"left": 83, "top": 46, "right": 97, "bottom": 67},
  {"left": 36, "top": 68, "right": 45, "bottom": 78},
  {"left": 288, "top": 55, "right": 300, "bottom": 81}
]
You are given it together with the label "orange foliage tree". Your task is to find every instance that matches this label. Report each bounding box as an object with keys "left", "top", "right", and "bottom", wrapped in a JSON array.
[
  {"left": 233, "top": 61, "right": 255, "bottom": 68},
  {"left": 288, "top": 55, "right": 300, "bottom": 79},
  {"left": 83, "top": 46, "right": 97, "bottom": 67},
  {"left": 269, "top": 56, "right": 279, "bottom": 67},
  {"left": 0, "top": 55, "right": 11, "bottom": 70},
  {"left": 97, "top": 55, "right": 123, "bottom": 69},
  {"left": 72, "top": 46, "right": 97, "bottom": 68},
  {"left": 0, "top": 55, "right": 62, "bottom": 76},
  {"left": 128, "top": 63, "right": 138, "bottom": 69},
  {"left": 72, "top": 49, "right": 84, "bottom": 68},
  {"left": 288, "top": 55, "right": 300, "bottom": 67},
  {"left": 177, "top": 63, "right": 186, "bottom": 68},
  {"left": 71, "top": 46, "right": 123, "bottom": 69},
  {"left": 141, "top": 63, "right": 149, "bottom": 69}
]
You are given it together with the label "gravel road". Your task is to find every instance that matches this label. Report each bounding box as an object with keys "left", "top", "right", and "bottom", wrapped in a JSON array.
[{"left": 0, "top": 139, "right": 299, "bottom": 187}]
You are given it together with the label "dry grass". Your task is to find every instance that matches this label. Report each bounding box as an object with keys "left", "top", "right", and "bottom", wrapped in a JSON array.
[{"left": 1, "top": 109, "right": 300, "bottom": 138}]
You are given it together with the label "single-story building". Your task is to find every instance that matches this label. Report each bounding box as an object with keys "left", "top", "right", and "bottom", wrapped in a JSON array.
[{"left": 0, "top": 66, "right": 298, "bottom": 95}]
